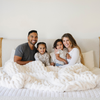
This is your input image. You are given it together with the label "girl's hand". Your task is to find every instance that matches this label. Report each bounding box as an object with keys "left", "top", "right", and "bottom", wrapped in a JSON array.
[
  {"left": 64, "top": 60, "right": 68, "bottom": 64},
  {"left": 50, "top": 62, "right": 55, "bottom": 66}
]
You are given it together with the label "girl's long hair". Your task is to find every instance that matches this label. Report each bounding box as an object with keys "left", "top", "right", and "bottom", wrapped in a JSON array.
[{"left": 62, "top": 33, "right": 84, "bottom": 64}]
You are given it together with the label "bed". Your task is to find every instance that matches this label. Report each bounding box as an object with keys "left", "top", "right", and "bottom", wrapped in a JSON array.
[{"left": 0, "top": 37, "right": 100, "bottom": 100}]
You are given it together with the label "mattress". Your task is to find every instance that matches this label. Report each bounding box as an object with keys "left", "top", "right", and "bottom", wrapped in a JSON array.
[
  {"left": 0, "top": 68, "right": 100, "bottom": 99},
  {"left": 0, "top": 86, "right": 100, "bottom": 98}
]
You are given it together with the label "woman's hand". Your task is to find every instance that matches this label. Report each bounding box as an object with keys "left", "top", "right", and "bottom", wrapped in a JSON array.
[{"left": 66, "top": 53, "right": 71, "bottom": 59}]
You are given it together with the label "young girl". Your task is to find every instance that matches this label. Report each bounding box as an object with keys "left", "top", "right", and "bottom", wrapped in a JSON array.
[
  {"left": 50, "top": 39, "right": 70, "bottom": 66},
  {"left": 34, "top": 42, "right": 50, "bottom": 66}
]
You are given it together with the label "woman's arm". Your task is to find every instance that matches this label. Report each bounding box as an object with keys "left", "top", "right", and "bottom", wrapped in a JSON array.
[{"left": 67, "top": 48, "right": 80, "bottom": 65}]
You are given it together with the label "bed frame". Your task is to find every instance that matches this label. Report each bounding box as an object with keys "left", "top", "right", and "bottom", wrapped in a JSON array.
[
  {"left": 0, "top": 37, "right": 100, "bottom": 68},
  {"left": 0, "top": 38, "right": 3, "bottom": 67},
  {"left": 99, "top": 37, "right": 100, "bottom": 68},
  {"left": 0, "top": 37, "right": 100, "bottom": 99}
]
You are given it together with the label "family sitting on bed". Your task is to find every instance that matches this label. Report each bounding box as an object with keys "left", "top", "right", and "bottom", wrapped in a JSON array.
[
  {"left": 1, "top": 30, "right": 99, "bottom": 91},
  {"left": 14, "top": 30, "right": 83, "bottom": 67}
]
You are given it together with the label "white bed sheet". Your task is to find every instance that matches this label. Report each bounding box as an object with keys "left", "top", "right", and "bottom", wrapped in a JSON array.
[
  {"left": 0, "top": 67, "right": 100, "bottom": 99},
  {"left": 0, "top": 86, "right": 100, "bottom": 98}
]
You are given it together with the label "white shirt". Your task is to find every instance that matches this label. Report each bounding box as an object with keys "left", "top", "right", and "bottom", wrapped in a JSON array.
[
  {"left": 62, "top": 48, "right": 81, "bottom": 67},
  {"left": 50, "top": 48, "right": 68, "bottom": 65},
  {"left": 35, "top": 52, "right": 50, "bottom": 66}
]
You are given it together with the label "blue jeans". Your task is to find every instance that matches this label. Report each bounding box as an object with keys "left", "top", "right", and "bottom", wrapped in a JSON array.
[{"left": 55, "top": 63, "right": 63, "bottom": 66}]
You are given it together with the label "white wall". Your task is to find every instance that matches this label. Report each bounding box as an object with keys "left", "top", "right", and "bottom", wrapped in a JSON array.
[
  {"left": 0, "top": 0, "right": 100, "bottom": 67},
  {"left": 0, "top": 0, "right": 100, "bottom": 39}
]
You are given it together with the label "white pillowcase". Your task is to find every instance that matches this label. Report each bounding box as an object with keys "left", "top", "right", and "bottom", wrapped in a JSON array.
[
  {"left": 3, "top": 49, "right": 15, "bottom": 68},
  {"left": 82, "top": 50, "right": 94, "bottom": 70},
  {"left": 10, "top": 49, "right": 15, "bottom": 61}
]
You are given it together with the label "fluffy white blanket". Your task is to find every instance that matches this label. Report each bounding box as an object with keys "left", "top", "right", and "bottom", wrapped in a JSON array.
[{"left": 0, "top": 61, "right": 99, "bottom": 92}]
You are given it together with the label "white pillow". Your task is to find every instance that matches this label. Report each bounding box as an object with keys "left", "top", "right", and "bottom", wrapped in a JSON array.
[
  {"left": 82, "top": 50, "right": 94, "bottom": 70},
  {"left": 10, "top": 49, "right": 15, "bottom": 61},
  {"left": 3, "top": 49, "right": 15, "bottom": 68}
]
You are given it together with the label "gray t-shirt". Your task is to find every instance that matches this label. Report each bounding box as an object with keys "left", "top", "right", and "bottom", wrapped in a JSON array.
[{"left": 15, "top": 43, "right": 38, "bottom": 61}]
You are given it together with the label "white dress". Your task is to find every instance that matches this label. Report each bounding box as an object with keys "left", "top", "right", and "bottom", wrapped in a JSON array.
[
  {"left": 34, "top": 52, "right": 50, "bottom": 66},
  {"left": 50, "top": 48, "right": 68, "bottom": 65}
]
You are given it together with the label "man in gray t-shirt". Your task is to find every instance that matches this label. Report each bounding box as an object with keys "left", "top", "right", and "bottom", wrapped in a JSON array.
[{"left": 14, "top": 30, "right": 38, "bottom": 65}]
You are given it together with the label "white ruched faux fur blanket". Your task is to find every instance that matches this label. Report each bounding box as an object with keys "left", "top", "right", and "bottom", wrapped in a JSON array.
[{"left": 0, "top": 61, "right": 99, "bottom": 92}]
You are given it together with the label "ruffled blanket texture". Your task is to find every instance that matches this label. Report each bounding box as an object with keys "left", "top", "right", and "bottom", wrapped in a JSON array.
[{"left": 0, "top": 61, "right": 100, "bottom": 92}]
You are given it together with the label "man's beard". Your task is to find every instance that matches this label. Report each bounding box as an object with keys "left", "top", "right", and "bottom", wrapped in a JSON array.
[{"left": 28, "top": 39, "right": 36, "bottom": 45}]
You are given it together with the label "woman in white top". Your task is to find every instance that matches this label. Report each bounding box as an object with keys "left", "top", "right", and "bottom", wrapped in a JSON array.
[{"left": 59, "top": 33, "right": 83, "bottom": 67}]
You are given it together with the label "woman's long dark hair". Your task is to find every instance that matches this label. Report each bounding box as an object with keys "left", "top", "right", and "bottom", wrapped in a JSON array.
[{"left": 62, "top": 33, "right": 84, "bottom": 64}]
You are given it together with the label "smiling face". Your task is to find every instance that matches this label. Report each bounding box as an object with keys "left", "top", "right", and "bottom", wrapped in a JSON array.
[
  {"left": 62, "top": 37, "right": 72, "bottom": 49},
  {"left": 37, "top": 44, "right": 46, "bottom": 55},
  {"left": 28, "top": 32, "right": 38, "bottom": 45},
  {"left": 56, "top": 41, "right": 63, "bottom": 50}
]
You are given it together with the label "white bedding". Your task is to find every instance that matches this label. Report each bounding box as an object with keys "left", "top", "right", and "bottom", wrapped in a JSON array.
[{"left": 0, "top": 61, "right": 100, "bottom": 92}]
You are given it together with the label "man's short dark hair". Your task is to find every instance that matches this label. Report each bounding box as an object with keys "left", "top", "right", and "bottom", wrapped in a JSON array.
[{"left": 28, "top": 30, "right": 38, "bottom": 36}]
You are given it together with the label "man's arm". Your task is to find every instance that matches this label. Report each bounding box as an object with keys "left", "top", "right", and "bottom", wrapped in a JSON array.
[{"left": 14, "top": 56, "right": 32, "bottom": 65}]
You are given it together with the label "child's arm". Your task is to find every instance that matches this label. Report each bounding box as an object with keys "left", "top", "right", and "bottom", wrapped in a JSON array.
[
  {"left": 45, "top": 54, "right": 50, "bottom": 66},
  {"left": 50, "top": 52, "right": 55, "bottom": 66},
  {"left": 34, "top": 53, "right": 40, "bottom": 61},
  {"left": 55, "top": 54, "right": 68, "bottom": 64}
]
